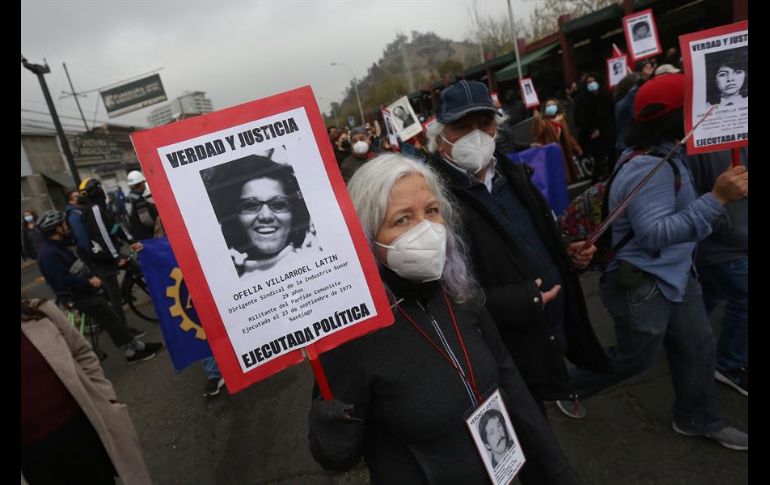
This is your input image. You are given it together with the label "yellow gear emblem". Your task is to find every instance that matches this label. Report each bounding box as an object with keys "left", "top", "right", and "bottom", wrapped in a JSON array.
[{"left": 166, "top": 267, "right": 207, "bottom": 340}]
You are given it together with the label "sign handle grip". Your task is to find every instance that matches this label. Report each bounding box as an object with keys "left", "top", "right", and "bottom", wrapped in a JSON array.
[
  {"left": 731, "top": 147, "right": 741, "bottom": 168},
  {"left": 304, "top": 345, "right": 334, "bottom": 400}
]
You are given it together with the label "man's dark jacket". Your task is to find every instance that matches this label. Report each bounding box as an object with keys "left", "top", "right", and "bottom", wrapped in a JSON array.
[{"left": 428, "top": 152, "right": 610, "bottom": 401}]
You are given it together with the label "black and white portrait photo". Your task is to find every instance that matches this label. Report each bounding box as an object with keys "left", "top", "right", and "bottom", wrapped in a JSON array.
[
  {"left": 705, "top": 47, "right": 748, "bottom": 108},
  {"left": 607, "top": 56, "right": 628, "bottom": 88},
  {"left": 632, "top": 20, "right": 651, "bottom": 41},
  {"left": 392, "top": 105, "right": 415, "bottom": 129},
  {"left": 201, "top": 151, "right": 322, "bottom": 277},
  {"left": 386, "top": 96, "right": 423, "bottom": 141},
  {"left": 478, "top": 408, "right": 514, "bottom": 469}
]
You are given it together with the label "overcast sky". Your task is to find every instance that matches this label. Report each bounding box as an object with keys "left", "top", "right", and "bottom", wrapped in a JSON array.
[{"left": 21, "top": 0, "right": 539, "bottom": 130}]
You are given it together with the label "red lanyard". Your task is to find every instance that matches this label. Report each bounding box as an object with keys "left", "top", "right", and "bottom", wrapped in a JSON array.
[{"left": 396, "top": 291, "right": 482, "bottom": 404}]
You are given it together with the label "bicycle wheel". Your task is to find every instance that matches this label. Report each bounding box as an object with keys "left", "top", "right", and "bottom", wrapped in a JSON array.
[{"left": 125, "top": 275, "right": 158, "bottom": 322}]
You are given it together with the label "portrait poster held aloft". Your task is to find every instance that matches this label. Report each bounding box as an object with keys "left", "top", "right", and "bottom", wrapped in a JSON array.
[
  {"left": 679, "top": 20, "right": 748, "bottom": 159},
  {"left": 622, "top": 9, "right": 662, "bottom": 62},
  {"left": 519, "top": 77, "right": 540, "bottom": 109},
  {"left": 607, "top": 54, "right": 629, "bottom": 89},
  {"left": 130, "top": 86, "right": 394, "bottom": 393},
  {"left": 387, "top": 96, "right": 423, "bottom": 142}
]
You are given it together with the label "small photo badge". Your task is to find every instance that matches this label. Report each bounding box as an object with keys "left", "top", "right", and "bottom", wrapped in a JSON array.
[{"left": 466, "top": 389, "right": 526, "bottom": 485}]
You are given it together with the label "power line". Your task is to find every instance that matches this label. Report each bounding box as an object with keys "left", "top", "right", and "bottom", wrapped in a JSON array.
[
  {"left": 21, "top": 119, "right": 89, "bottom": 131},
  {"left": 21, "top": 108, "right": 112, "bottom": 125}
]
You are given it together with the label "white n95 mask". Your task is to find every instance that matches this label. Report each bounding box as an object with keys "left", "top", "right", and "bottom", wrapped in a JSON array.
[
  {"left": 441, "top": 129, "right": 496, "bottom": 174},
  {"left": 375, "top": 220, "right": 447, "bottom": 282},
  {"left": 352, "top": 140, "right": 369, "bottom": 155}
]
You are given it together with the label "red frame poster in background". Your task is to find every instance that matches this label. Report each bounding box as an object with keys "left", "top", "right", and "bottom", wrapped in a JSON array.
[
  {"left": 131, "top": 86, "right": 393, "bottom": 393},
  {"left": 679, "top": 21, "right": 748, "bottom": 154},
  {"left": 519, "top": 77, "right": 540, "bottom": 109},
  {"left": 623, "top": 9, "right": 662, "bottom": 63}
]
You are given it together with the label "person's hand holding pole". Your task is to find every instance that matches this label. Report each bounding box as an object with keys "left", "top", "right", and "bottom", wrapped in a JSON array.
[
  {"left": 566, "top": 241, "right": 597, "bottom": 269},
  {"left": 712, "top": 165, "right": 748, "bottom": 205}
]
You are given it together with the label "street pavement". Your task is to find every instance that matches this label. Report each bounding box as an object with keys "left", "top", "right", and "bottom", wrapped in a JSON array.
[{"left": 21, "top": 262, "right": 747, "bottom": 484}]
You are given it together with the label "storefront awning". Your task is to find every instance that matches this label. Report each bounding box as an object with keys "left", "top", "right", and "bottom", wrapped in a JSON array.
[
  {"left": 41, "top": 171, "right": 75, "bottom": 188},
  {"left": 495, "top": 43, "right": 560, "bottom": 83}
]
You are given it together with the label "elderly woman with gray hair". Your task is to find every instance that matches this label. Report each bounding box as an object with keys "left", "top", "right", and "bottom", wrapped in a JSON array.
[{"left": 308, "top": 153, "right": 582, "bottom": 485}]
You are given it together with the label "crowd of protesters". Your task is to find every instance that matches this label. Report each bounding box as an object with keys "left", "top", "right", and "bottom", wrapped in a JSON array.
[{"left": 21, "top": 36, "right": 747, "bottom": 483}]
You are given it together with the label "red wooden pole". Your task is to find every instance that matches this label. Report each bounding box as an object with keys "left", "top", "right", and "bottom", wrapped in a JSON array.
[{"left": 304, "top": 345, "right": 334, "bottom": 400}]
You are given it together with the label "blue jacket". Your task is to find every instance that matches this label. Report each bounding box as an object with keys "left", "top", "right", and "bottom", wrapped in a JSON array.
[
  {"left": 37, "top": 238, "right": 91, "bottom": 298},
  {"left": 65, "top": 203, "right": 91, "bottom": 254},
  {"left": 607, "top": 141, "right": 726, "bottom": 302}
]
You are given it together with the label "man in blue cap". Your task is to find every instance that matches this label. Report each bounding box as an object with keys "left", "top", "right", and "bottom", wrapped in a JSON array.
[{"left": 426, "top": 80, "right": 610, "bottom": 422}]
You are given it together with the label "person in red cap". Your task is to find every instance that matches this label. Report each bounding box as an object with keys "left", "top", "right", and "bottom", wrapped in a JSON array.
[{"left": 557, "top": 73, "right": 749, "bottom": 451}]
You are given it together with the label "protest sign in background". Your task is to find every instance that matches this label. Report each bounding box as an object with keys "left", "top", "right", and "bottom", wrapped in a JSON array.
[
  {"left": 519, "top": 77, "right": 540, "bottom": 109},
  {"left": 607, "top": 55, "right": 629, "bottom": 89},
  {"left": 387, "top": 96, "right": 422, "bottom": 141},
  {"left": 680, "top": 21, "right": 748, "bottom": 155},
  {"left": 623, "top": 9, "right": 662, "bottom": 62},
  {"left": 131, "top": 86, "right": 393, "bottom": 393}
]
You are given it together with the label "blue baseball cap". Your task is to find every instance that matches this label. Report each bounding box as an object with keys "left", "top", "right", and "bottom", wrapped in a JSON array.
[{"left": 437, "top": 80, "right": 498, "bottom": 123}]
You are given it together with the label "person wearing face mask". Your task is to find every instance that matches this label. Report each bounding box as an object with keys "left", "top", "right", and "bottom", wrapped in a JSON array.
[
  {"left": 560, "top": 74, "right": 748, "bottom": 451},
  {"left": 308, "top": 153, "right": 583, "bottom": 485},
  {"left": 575, "top": 74, "right": 615, "bottom": 181},
  {"left": 531, "top": 98, "right": 583, "bottom": 184},
  {"left": 21, "top": 210, "right": 44, "bottom": 261},
  {"left": 340, "top": 126, "right": 378, "bottom": 182},
  {"left": 424, "top": 80, "right": 609, "bottom": 420}
]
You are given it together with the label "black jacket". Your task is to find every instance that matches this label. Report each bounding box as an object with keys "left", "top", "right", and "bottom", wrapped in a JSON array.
[
  {"left": 309, "top": 275, "right": 582, "bottom": 485},
  {"left": 428, "top": 152, "right": 610, "bottom": 401},
  {"left": 126, "top": 189, "right": 158, "bottom": 241}
]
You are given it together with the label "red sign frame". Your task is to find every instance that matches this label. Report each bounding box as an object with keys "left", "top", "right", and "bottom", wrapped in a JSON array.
[
  {"left": 679, "top": 21, "right": 748, "bottom": 155},
  {"left": 622, "top": 9, "right": 663, "bottom": 63},
  {"left": 130, "top": 86, "right": 393, "bottom": 393}
]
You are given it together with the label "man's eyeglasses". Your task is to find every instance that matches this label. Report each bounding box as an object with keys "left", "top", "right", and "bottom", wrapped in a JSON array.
[{"left": 237, "top": 197, "right": 293, "bottom": 214}]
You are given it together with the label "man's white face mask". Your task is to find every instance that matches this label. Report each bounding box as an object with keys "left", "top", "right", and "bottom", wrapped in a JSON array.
[
  {"left": 352, "top": 140, "right": 370, "bottom": 155},
  {"left": 440, "top": 129, "right": 496, "bottom": 174},
  {"left": 375, "top": 220, "right": 447, "bottom": 283}
]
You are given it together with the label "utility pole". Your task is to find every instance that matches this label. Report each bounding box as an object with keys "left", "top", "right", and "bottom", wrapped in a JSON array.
[
  {"left": 61, "top": 62, "right": 90, "bottom": 132},
  {"left": 506, "top": 0, "right": 524, "bottom": 81},
  {"left": 22, "top": 55, "right": 81, "bottom": 187},
  {"left": 331, "top": 62, "right": 365, "bottom": 126}
]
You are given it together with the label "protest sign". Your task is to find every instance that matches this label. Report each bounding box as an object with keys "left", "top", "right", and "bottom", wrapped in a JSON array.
[
  {"left": 607, "top": 54, "right": 629, "bottom": 89},
  {"left": 131, "top": 86, "right": 394, "bottom": 393},
  {"left": 519, "top": 77, "right": 540, "bottom": 109},
  {"left": 386, "top": 96, "right": 422, "bottom": 141},
  {"left": 382, "top": 108, "right": 400, "bottom": 149},
  {"left": 623, "top": 9, "right": 662, "bottom": 62},
  {"left": 679, "top": 21, "right": 748, "bottom": 155}
]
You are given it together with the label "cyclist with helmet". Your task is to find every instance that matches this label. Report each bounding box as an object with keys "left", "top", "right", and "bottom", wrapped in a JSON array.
[
  {"left": 77, "top": 177, "right": 144, "bottom": 335},
  {"left": 125, "top": 170, "right": 158, "bottom": 241},
  {"left": 36, "top": 210, "right": 163, "bottom": 364}
]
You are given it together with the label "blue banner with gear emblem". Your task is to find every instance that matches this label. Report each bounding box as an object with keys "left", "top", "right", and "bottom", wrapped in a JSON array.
[{"left": 138, "top": 237, "right": 213, "bottom": 372}]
